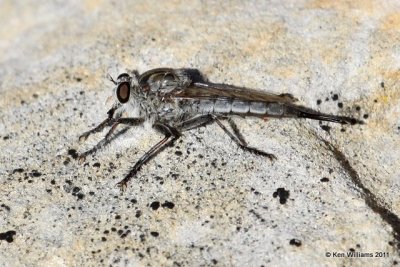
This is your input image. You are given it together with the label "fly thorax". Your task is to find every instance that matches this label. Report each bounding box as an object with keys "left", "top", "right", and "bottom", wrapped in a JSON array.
[
  {"left": 158, "top": 100, "right": 180, "bottom": 118},
  {"left": 123, "top": 97, "right": 143, "bottom": 118}
]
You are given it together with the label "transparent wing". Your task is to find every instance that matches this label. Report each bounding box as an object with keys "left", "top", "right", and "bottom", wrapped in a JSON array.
[
  {"left": 138, "top": 68, "right": 298, "bottom": 103},
  {"left": 171, "top": 82, "right": 298, "bottom": 103}
]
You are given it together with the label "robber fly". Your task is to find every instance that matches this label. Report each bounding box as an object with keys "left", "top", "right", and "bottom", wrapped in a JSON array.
[{"left": 78, "top": 68, "right": 362, "bottom": 191}]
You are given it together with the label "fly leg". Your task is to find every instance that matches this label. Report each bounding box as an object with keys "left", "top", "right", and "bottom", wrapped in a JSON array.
[
  {"left": 78, "top": 118, "right": 144, "bottom": 162},
  {"left": 227, "top": 118, "right": 247, "bottom": 145},
  {"left": 116, "top": 124, "right": 181, "bottom": 191},
  {"left": 78, "top": 106, "right": 119, "bottom": 141},
  {"left": 214, "top": 117, "right": 276, "bottom": 160},
  {"left": 104, "top": 118, "right": 145, "bottom": 140},
  {"left": 176, "top": 114, "right": 215, "bottom": 132}
]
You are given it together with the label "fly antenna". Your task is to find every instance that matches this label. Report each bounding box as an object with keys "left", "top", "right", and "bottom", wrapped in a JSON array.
[{"left": 107, "top": 73, "right": 117, "bottom": 85}]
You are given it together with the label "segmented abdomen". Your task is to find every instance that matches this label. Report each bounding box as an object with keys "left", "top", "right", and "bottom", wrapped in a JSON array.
[{"left": 183, "top": 99, "right": 285, "bottom": 117}]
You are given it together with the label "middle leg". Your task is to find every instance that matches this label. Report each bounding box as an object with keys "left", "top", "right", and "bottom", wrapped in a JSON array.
[
  {"left": 78, "top": 117, "right": 144, "bottom": 162},
  {"left": 116, "top": 123, "right": 181, "bottom": 191}
]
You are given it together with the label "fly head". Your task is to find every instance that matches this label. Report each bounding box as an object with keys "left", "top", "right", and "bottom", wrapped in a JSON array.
[{"left": 113, "top": 71, "right": 139, "bottom": 104}]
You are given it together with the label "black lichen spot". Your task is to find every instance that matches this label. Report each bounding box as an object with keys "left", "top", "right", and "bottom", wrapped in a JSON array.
[
  {"left": 63, "top": 182, "right": 73, "bottom": 193},
  {"left": 320, "top": 177, "right": 329, "bottom": 182},
  {"left": 363, "top": 114, "right": 369, "bottom": 119},
  {"left": 175, "top": 151, "right": 183, "bottom": 156},
  {"left": 162, "top": 201, "right": 175, "bottom": 209},
  {"left": 115, "top": 215, "right": 121, "bottom": 220},
  {"left": 1, "top": 204, "right": 11, "bottom": 212},
  {"left": 150, "top": 201, "right": 160, "bottom": 210},
  {"left": 316, "top": 99, "right": 322, "bottom": 105},
  {"left": 320, "top": 125, "right": 331, "bottom": 133},
  {"left": 30, "top": 170, "right": 42, "bottom": 177},
  {"left": 12, "top": 168, "right": 24, "bottom": 174},
  {"left": 75, "top": 77, "right": 82, "bottom": 82},
  {"left": 3, "top": 135, "right": 10, "bottom": 140},
  {"left": 332, "top": 94, "right": 339, "bottom": 101},
  {"left": 337, "top": 102, "right": 343, "bottom": 108},
  {"left": 93, "top": 162, "right": 101, "bottom": 168},
  {"left": 71, "top": 187, "right": 84, "bottom": 200},
  {"left": 0, "top": 230, "right": 16, "bottom": 243},
  {"left": 101, "top": 237, "right": 107, "bottom": 242},
  {"left": 135, "top": 210, "right": 142, "bottom": 218},
  {"left": 289, "top": 239, "right": 302, "bottom": 247},
  {"left": 355, "top": 106, "right": 361, "bottom": 111},
  {"left": 211, "top": 159, "right": 217, "bottom": 168},
  {"left": 381, "top": 81, "right": 385, "bottom": 88},
  {"left": 150, "top": 231, "right": 159, "bottom": 237},
  {"left": 171, "top": 173, "right": 179, "bottom": 179},
  {"left": 273, "top": 188, "right": 290, "bottom": 204},
  {"left": 250, "top": 187, "right": 261, "bottom": 195},
  {"left": 68, "top": 149, "right": 79, "bottom": 159},
  {"left": 121, "top": 230, "right": 130, "bottom": 238},
  {"left": 349, "top": 118, "right": 359, "bottom": 125},
  {"left": 212, "top": 259, "right": 218, "bottom": 265}
]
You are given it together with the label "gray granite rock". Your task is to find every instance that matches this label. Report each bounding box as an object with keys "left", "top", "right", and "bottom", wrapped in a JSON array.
[{"left": 1, "top": 0, "right": 400, "bottom": 266}]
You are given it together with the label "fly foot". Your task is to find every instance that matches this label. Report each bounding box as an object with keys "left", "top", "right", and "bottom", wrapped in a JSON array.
[
  {"left": 116, "top": 179, "right": 128, "bottom": 192},
  {"left": 79, "top": 132, "right": 90, "bottom": 142}
]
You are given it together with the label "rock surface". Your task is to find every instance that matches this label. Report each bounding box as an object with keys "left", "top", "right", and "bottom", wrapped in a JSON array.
[{"left": 1, "top": 0, "right": 400, "bottom": 266}]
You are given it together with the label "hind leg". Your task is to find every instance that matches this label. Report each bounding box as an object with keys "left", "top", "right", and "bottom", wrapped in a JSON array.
[{"left": 215, "top": 117, "right": 276, "bottom": 160}]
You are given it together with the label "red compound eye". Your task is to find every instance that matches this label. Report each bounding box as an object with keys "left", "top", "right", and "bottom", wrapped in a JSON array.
[{"left": 116, "top": 82, "right": 130, "bottom": 103}]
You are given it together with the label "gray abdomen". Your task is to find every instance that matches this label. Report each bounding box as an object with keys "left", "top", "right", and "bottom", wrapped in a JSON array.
[{"left": 183, "top": 99, "right": 285, "bottom": 117}]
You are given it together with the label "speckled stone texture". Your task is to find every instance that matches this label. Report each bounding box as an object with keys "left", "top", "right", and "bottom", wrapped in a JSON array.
[{"left": 1, "top": 0, "right": 400, "bottom": 266}]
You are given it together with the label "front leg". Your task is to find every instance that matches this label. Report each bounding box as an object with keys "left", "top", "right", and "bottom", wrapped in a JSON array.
[
  {"left": 79, "top": 106, "right": 119, "bottom": 141},
  {"left": 78, "top": 117, "right": 144, "bottom": 162},
  {"left": 117, "top": 123, "right": 181, "bottom": 191}
]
